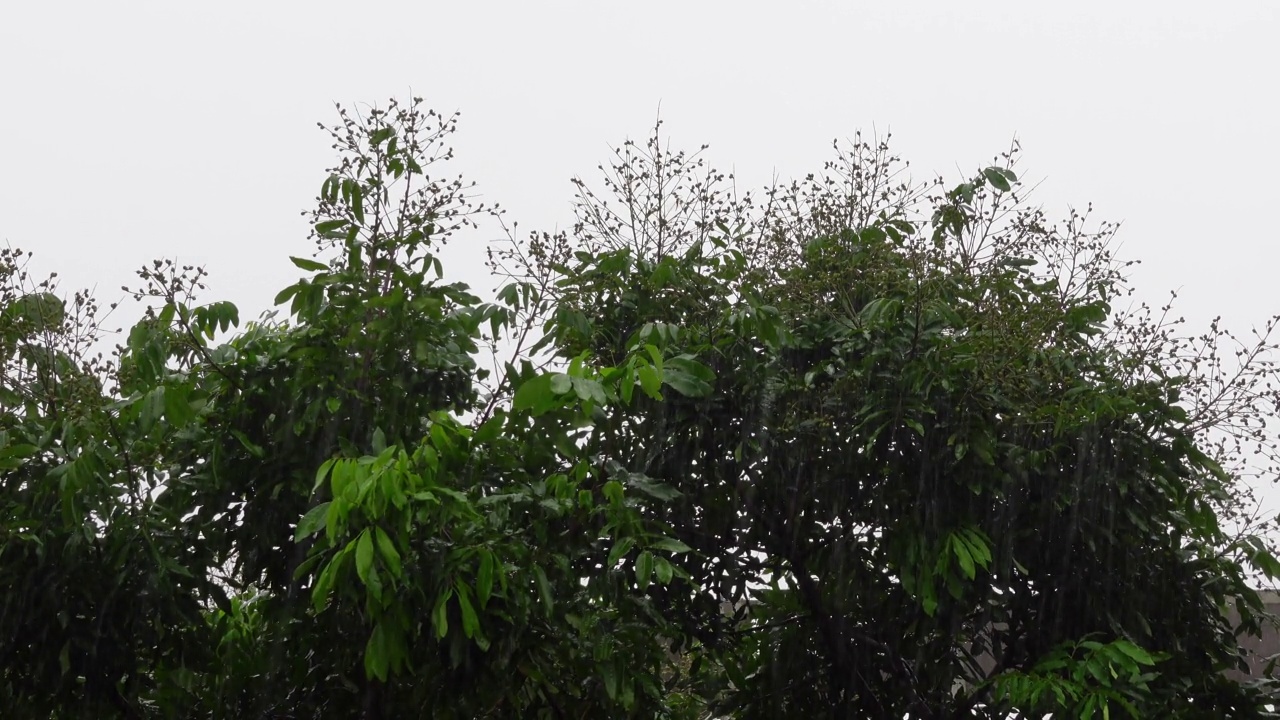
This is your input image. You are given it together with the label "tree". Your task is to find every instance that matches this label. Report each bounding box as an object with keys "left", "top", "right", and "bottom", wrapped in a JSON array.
[
  {"left": 3, "top": 98, "right": 1279, "bottom": 718},
  {"left": 499, "top": 126, "right": 1280, "bottom": 717},
  {"left": 1, "top": 99, "right": 703, "bottom": 719}
]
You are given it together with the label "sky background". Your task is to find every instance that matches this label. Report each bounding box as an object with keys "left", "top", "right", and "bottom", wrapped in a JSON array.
[{"left": 2, "top": 2, "right": 1278, "bottom": 484}]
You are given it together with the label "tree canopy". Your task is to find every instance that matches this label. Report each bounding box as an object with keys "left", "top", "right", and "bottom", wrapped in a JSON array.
[{"left": 4, "top": 98, "right": 1280, "bottom": 718}]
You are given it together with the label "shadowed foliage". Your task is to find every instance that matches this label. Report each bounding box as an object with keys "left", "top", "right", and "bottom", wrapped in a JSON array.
[{"left": 4, "top": 99, "right": 1280, "bottom": 718}]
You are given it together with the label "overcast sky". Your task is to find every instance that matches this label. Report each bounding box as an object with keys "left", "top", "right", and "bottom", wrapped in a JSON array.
[{"left": 3, "top": 1, "right": 1275, "bottom": 327}]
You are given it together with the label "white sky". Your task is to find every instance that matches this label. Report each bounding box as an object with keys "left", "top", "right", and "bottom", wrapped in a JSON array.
[
  {"left": 2, "top": 1, "right": 1274, "bottom": 325},
  {"left": 2, "top": 3, "right": 1278, "bottom": 458}
]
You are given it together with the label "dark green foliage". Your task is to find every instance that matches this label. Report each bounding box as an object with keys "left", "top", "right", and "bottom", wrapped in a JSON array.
[
  {"left": 500, "top": 128, "right": 1280, "bottom": 717},
  {"left": 3, "top": 101, "right": 1280, "bottom": 719}
]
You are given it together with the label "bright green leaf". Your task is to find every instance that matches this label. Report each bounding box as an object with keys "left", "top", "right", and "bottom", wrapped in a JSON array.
[
  {"left": 355, "top": 529, "right": 374, "bottom": 585},
  {"left": 373, "top": 526, "right": 402, "bottom": 579},
  {"left": 294, "top": 502, "right": 331, "bottom": 542}
]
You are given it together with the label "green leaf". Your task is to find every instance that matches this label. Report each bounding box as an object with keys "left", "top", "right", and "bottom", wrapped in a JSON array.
[
  {"left": 343, "top": 178, "right": 365, "bottom": 224},
  {"left": 549, "top": 373, "right": 572, "bottom": 395},
  {"left": 608, "top": 537, "right": 635, "bottom": 567},
  {"left": 5, "top": 292, "right": 65, "bottom": 332},
  {"left": 860, "top": 297, "right": 902, "bottom": 324},
  {"left": 313, "top": 457, "right": 337, "bottom": 493},
  {"left": 473, "top": 414, "right": 505, "bottom": 445},
  {"left": 419, "top": 444, "right": 439, "bottom": 473},
  {"left": 314, "top": 219, "right": 348, "bottom": 237},
  {"left": 273, "top": 283, "right": 302, "bottom": 306},
  {"left": 951, "top": 534, "right": 976, "bottom": 580},
  {"left": 140, "top": 386, "right": 165, "bottom": 430},
  {"left": 365, "top": 622, "right": 390, "bottom": 681},
  {"left": 1112, "top": 640, "right": 1157, "bottom": 666},
  {"left": 432, "top": 589, "right": 452, "bottom": 638},
  {"left": 294, "top": 502, "right": 331, "bottom": 541},
  {"left": 456, "top": 582, "right": 480, "bottom": 639},
  {"left": 311, "top": 547, "right": 347, "bottom": 612},
  {"left": 477, "top": 549, "right": 495, "bottom": 607},
  {"left": 650, "top": 537, "right": 692, "bottom": 554},
  {"left": 290, "top": 256, "right": 330, "bottom": 272},
  {"left": 366, "top": 568, "right": 386, "bottom": 603},
  {"left": 922, "top": 588, "right": 938, "bottom": 617},
  {"left": 355, "top": 529, "right": 374, "bottom": 585},
  {"left": 231, "top": 429, "right": 265, "bottom": 458},
  {"left": 321, "top": 176, "right": 340, "bottom": 204},
  {"left": 637, "top": 364, "right": 663, "bottom": 400},
  {"left": 292, "top": 553, "right": 323, "bottom": 581},
  {"left": 635, "top": 551, "right": 654, "bottom": 590},
  {"left": 643, "top": 343, "right": 663, "bottom": 370},
  {"left": 982, "top": 166, "right": 1013, "bottom": 193},
  {"left": 620, "top": 365, "right": 636, "bottom": 404},
  {"left": 625, "top": 474, "right": 681, "bottom": 501},
  {"left": 512, "top": 374, "right": 556, "bottom": 415},
  {"left": 1196, "top": 452, "right": 1231, "bottom": 483},
  {"left": 163, "top": 383, "right": 194, "bottom": 426},
  {"left": 156, "top": 302, "right": 177, "bottom": 328},
  {"left": 666, "top": 355, "right": 715, "bottom": 384},
  {"left": 960, "top": 529, "right": 992, "bottom": 568},
  {"left": 662, "top": 367, "right": 712, "bottom": 397},
  {"left": 1251, "top": 546, "right": 1280, "bottom": 579},
  {"left": 602, "top": 480, "right": 624, "bottom": 504},
  {"left": 0, "top": 443, "right": 37, "bottom": 471},
  {"left": 533, "top": 565, "right": 554, "bottom": 617},
  {"left": 600, "top": 661, "right": 619, "bottom": 701},
  {"left": 496, "top": 282, "right": 520, "bottom": 307},
  {"left": 570, "top": 375, "right": 608, "bottom": 405},
  {"left": 654, "top": 556, "right": 674, "bottom": 584},
  {"left": 373, "top": 526, "right": 402, "bottom": 578},
  {"left": 203, "top": 300, "right": 239, "bottom": 333}
]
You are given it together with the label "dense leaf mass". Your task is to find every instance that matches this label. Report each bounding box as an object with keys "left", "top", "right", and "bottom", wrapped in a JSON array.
[{"left": 4, "top": 99, "right": 1280, "bottom": 718}]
